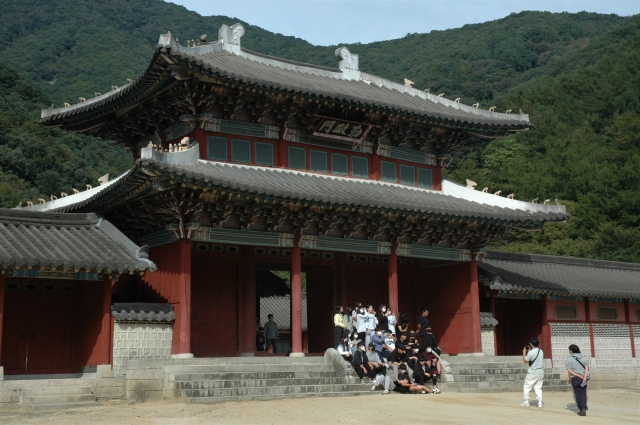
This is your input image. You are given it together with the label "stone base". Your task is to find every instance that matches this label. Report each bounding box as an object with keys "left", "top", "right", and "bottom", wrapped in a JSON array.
[
  {"left": 96, "top": 364, "right": 113, "bottom": 379},
  {"left": 454, "top": 352, "right": 485, "bottom": 356},
  {"left": 289, "top": 352, "right": 305, "bottom": 358},
  {"left": 0, "top": 366, "right": 4, "bottom": 381},
  {"left": 170, "top": 353, "right": 195, "bottom": 359},
  {"left": 239, "top": 352, "right": 256, "bottom": 357}
]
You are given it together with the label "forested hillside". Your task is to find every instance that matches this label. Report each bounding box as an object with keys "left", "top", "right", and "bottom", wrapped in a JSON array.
[{"left": 0, "top": 0, "right": 638, "bottom": 261}]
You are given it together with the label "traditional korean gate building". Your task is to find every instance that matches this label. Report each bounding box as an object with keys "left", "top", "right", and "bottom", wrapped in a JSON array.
[{"left": 15, "top": 24, "right": 570, "bottom": 366}]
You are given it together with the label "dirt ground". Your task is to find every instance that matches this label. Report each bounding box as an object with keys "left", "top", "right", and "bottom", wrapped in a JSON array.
[{"left": 0, "top": 388, "right": 638, "bottom": 425}]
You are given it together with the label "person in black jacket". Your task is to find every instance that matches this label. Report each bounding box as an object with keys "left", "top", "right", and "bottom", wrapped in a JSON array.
[
  {"left": 388, "top": 345, "right": 410, "bottom": 379},
  {"left": 376, "top": 304, "right": 389, "bottom": 332},
  {"left": 353, "top": 342, "right": 372, "bottom": 384},
  {"left": 413, "top": 355, "right": 442, "bottom": 393}
]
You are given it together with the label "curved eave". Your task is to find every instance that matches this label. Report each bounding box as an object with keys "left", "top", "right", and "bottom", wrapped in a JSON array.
[{"left": 40, "top": 38, "right": 532, "bottom": 134}]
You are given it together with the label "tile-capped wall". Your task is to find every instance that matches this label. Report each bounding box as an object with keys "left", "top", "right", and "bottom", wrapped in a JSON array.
[
  {"left": 550, "top": 323, "right": 592, "bottom": 366},
  {"left": 112, "top": 321, "right": 173, "bottom": 377},
  {"left": 592, "top": 324, "right": 633, "bottom": 368}
]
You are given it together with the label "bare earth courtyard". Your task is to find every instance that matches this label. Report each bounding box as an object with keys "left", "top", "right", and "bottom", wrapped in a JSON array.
[{"left": 0, "top": 388, "right": 638, "bottom": 425}]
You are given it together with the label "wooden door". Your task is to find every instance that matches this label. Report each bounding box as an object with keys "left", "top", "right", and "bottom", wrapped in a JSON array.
[{"left": 1, "top": 281, "right": 74, "bottom": 374}]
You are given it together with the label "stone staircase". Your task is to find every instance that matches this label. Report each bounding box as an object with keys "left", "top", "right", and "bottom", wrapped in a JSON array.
[
  {"left": 439, "top": 355, "right": 570, "bottom": 393},
  {"left": 164, "top": 356, "right": 377, "bottom": 403},
  {"left": 20, "top": 386, "right": 100, "bottom": 412}
]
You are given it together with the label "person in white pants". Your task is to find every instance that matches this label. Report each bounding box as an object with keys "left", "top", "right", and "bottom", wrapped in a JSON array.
[{"left": 521, "top": 337, "right": 544, "bottom": 408}]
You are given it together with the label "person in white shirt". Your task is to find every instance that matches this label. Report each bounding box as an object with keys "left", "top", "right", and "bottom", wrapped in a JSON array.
[
  {"left": 365, "top": 304, "right": 378, "bottom": 347},
  {"left": 337, "top": 337, "right": 352, "bottom": 362},
  {"left": 521, "top": 337, "right": 544, "bottom": 408},
  {"left": 387, "top": 310, "right": 397, "bottom": 336},
  {"left": 355, "top": 306, "right": 368, "bottom": 344}
]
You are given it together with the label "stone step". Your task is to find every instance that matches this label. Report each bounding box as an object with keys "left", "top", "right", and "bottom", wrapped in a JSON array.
[
  {"left": 448, "top": 363, "right": 531, "bottom": 370},
  {"left": 177, "top": 377, "right": 347, "bottom": 389},
  {"left": 444, "top": 385, "right": 571, "bottom": 394},
  {"left": 173, "top": 371, "right": 339, "bottom": 381},
  {"left": 167, "top": 364, "right": 334, "bottom": 374},
  {"left": 441, "top": 379, "right": 567, "bottom": 389},
  {"left": 451, "top": 367, "right": 550, "bottom": 375},
  {"left": 22, "top": 394, "right": 97, "bottom": 405},
  {"left": 183, "top": 384, "right": 373, "bottom": 398},
  {"left": 188, "top": 390, "right": 378, "bottom": 403},
  {"left": 450, "top": 374, "right": 561, "bottom": 382},
  {"left": 441, "top": 356, "right": 523, "bottom": 363},
  {"left": 29, "top": 402, "right": 102, "bottom": 412},
  {"left": 21, "top": 386, "right": 93, "bottom": 397}
]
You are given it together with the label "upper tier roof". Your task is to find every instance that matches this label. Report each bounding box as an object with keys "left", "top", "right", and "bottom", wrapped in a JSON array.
[
  {"left": 41, "top": 24, "right": 531, "bottom": 132},
  {"left": 0, "top": 208, "right": 156, "bottom": 273}
]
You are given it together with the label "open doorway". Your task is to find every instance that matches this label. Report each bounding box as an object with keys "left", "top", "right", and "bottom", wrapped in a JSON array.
[{"left": 256, "top": 264, "right": 307, "bottom": 354}]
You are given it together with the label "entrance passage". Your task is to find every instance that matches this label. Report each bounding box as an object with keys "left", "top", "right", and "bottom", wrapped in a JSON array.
[{"left": 494, "top": 298, "right": 543, "bottom": 355}]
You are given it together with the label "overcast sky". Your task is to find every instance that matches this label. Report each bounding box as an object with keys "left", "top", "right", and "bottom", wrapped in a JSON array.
[{"left": 169, "top": 0, "right": 639, "bottom": 46}]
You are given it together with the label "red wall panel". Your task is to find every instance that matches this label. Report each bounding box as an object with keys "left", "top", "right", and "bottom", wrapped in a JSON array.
[
  {"left": 190, "top": 252, "right": 239, "bottom": 356},
  {"left": 588, "top": 302, "right": 626, "bottom": 323},
  {"left": 75, "top": 281, "right": 107, "bottom": 366},
  {"left": 546, "top": 299, "right": 587, "bottom": 322}
]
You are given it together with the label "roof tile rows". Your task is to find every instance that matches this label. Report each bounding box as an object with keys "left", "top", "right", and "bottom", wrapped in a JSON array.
[
  {"left": 0, "top": 209, "right": 156, "bottom": 273},
  {"left": 479, "top": 251, "right": 640, "bottom": 298},
  {"left": 111, "top": 303, "right": 175, "bottom": 322}
]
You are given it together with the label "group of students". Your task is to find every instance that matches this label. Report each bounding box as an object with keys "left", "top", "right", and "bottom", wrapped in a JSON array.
[{"left": 333, "top": 303, "right": 442, "bottom": 395}]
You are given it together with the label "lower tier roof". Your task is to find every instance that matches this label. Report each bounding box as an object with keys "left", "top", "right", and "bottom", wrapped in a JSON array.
[{"left": 23, "top": 158, "right": 568, "bottom": 229}]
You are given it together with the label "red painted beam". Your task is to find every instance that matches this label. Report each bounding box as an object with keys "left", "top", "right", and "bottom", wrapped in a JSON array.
[
  {"left": 179, "top": 238, "right": 192, "bottom": 354},
  {"left": 624, "top": 300, "right": 636, "bottom": 358},
  {"left": 469, "top": 261, "right": 482, "bottom": 353},
  {"left": 291, "top": 245, "right": 303, "bottom": 354},
  {"left": 388, "top": 252, "right": 399, "bottom": 315}
]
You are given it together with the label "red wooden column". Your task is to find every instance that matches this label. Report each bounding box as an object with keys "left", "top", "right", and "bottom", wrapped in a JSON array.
[
  {"left": 624, "top": 300, "right": 636, "bottom": 358},
  {"left": 585, "top": 298, "right": 595, "bottom": 357},
  {"left": 489, "top": 290, "right": 498, "bottom": 355},
  {"left": 241, "top": 247, "right": 256, "bottom": 356},
  {"left": 469, "top": 260, "right": 482, "bottom": 353},
  {"left": 102, "top": 277, "right": 113, "bottom": 365},
  {"left": 290, "top": 245, "right": 304, "bottom": 356},
  {"left": 0, "top": 272, "right": 5, "bottom": 367},
  {"left": 541, "top": 296, "right": 552, "bottom": 360},
  {"left": 388, "top": 252, "right": 399, "bottom": 315},
  {"left": 178, "top": 238, "right": 192, "bottom": 355}
]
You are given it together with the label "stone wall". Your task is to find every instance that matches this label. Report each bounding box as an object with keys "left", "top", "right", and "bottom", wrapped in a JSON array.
[
  {"left": 592, "top": 324, "right": 633, "bottom": 368},
  {"left": 550, "top": 323, "right": 592, "bottom": 366},
  {"left": 481, "top": 326, "right": 495, "bottom": 356},
  {"left": 113, "top": 321, "right": 173, "bottom": 377}
]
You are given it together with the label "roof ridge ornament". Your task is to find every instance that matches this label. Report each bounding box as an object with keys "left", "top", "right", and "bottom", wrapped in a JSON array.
[
  {"left": 219, "top": 23, "right": 245, "bottom": 52},
  {"left": 335, "top": 46, "right": 359, "bottom": 80}
]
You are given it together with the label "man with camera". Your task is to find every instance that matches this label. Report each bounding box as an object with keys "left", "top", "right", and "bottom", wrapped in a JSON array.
[{"left": 521, "top": 337, "right": 544, "bottom": 408}]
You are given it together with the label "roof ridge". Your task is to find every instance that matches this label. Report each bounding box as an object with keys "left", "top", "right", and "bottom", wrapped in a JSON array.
[{"left": 485, "top": 250, "right": 640, "bottom": 271}]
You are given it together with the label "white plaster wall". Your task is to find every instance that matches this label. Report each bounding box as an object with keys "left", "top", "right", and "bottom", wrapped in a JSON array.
[{"left": 113, "top": 322, "right": 173, "bottom": 377}]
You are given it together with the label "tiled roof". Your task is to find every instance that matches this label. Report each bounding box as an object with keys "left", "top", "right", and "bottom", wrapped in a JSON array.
[
  {"left": 480, "top": 312, "right": 498, "bottom": 327},
  {"left": 0, "top": 209, "right": 156, "bottom": 273},
  {"left": 479, "top": 251, "right": 640, "bottom": 298},
  {"left": 260, "top": 294, "right": 308, "bottom": 331},
  {"left": 111, "top": 303, "right": 175, "bottom": 322},
  {"left": 41, "top": 33, "right": 530, "bottom": 130},
  {"left": 28, "top": 158, "right": 568, "bottom": 227}
]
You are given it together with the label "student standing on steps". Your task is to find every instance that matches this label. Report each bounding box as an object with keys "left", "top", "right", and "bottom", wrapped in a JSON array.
[
  {"left": 520, "top": 337, "right": 544, "bottom": 408},
  {"left": 333, "top": 305, "right": 345, "bottom": 349}
]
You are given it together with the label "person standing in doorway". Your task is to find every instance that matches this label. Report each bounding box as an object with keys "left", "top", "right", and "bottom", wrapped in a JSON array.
[
  {"left": 566, "top": 344, "right": 590, "bottom": 416},
  {"left": 334, "top": 305, "right": 345, "bottom": 349},
  {"left": 521, "top": 337, "right": 544, "bottom": 408},
  {"left": 264, "top": 313, "right": 279, "bottom": 353}
]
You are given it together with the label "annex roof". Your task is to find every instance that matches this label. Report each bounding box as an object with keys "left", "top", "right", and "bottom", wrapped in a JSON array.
[
  {"left": 41, "top": 25, "right": 530, "bottom": 132},
  {"left": 0, "top": 208, "right": 156, "bottom": 274},
  {"left": 22, "top": 154, "right": 568, "bottom": 227},
  {"left": 479, "top": 251, "right": 640, "bottom": 299}
]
